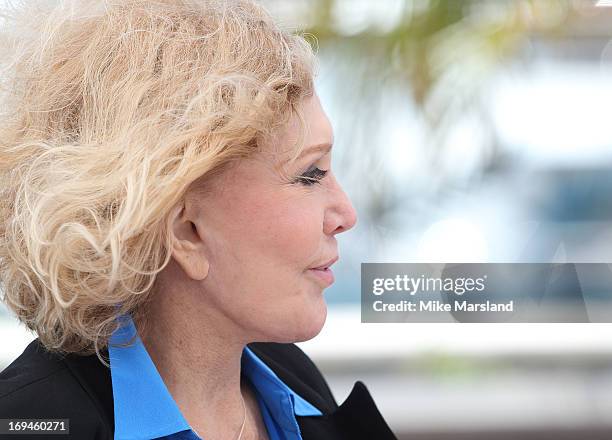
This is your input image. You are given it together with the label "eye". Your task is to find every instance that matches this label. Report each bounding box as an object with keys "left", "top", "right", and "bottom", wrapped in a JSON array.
[{"left": 294, "top": 166, "right": 328, "bottom": 186}]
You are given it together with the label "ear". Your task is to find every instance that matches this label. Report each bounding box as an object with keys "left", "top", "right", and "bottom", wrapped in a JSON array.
[{"left": 168, "top": 202, "right": 210, "bottom": 281}]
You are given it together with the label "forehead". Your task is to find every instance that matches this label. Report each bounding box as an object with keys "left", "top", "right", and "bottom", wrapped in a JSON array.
[
  {"left": 299, "top": 93, "right": 334, "bottom": 147},
  {"left": 262, "top": 93, "right": 334, "bottom": 164}
]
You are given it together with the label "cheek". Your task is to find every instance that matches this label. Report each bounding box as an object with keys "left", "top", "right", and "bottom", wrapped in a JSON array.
[
  {"left": 236, "top": 192, "right": 324, "bottom": 268},
  {"left": 270, "top": 208, "right": 322, "bottom": 265}
]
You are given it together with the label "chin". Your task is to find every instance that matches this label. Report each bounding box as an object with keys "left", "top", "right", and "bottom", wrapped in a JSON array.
[
  {"left": 290, "top": 301, "right": 328, "bottom": 343},
  {"left": 269, "top": 300, "right": 328, "bottom": 344}
]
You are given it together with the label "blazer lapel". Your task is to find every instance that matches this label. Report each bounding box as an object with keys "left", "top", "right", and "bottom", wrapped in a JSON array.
[
  {"left": 296, "top": 381, "right": 398, "bottom": 440},
  {"left": 247, "top": 343, "right": 397, "bottom": 439}
]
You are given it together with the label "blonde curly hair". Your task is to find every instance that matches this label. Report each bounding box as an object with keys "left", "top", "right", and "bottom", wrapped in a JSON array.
[{"left": 0, "top": 0, "right": 316, "bottom": 358}]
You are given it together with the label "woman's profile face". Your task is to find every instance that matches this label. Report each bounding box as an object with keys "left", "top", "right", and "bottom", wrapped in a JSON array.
[{"left": 172, "top": 92, "right": 357, "bottom": 343}]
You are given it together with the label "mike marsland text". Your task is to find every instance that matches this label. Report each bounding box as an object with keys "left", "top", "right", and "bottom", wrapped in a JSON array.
[{"left": 372, "top": 299, "right": 515, "bottom": 313}]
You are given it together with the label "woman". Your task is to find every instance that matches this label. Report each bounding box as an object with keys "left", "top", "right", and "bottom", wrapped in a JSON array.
[{"left": 0, "top": 1, "right": 397, "bottom": 439}]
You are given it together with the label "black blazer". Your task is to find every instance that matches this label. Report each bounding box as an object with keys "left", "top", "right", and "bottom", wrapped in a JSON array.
[{"left": 0, "top": 338, "right": 397, "bottom": 439}]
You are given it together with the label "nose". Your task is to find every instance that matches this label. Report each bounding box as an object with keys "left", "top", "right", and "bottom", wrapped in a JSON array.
[{"left": 323, "top": 174, "right": 358, "bottom": 236}]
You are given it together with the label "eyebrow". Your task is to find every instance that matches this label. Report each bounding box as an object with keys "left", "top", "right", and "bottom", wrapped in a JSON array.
[{"left": 300, "top": 142, "right": 333, "bottom": 158}]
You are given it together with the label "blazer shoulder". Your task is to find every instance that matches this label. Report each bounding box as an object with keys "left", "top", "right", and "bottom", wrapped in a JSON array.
[
  {"left": 247, "top": 341, "right": 338, "bottom": 414},
  {"left": 0, "top": 339, "right": 111, "bottom": 439},
  {"left": 0, "top": 339, "right": 67, "bottom": 399}
]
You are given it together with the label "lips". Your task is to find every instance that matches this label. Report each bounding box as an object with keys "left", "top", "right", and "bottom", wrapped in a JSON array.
[
  {"left": 307, "top": 255, "right": 338, "bottom": 287},
  {"left": 310, "top": 255, "right": 338, "bottom": 270}
]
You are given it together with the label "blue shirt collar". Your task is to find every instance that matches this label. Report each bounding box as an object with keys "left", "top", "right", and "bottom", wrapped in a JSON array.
[{"left": 108, "top": 315, "right": 321, "bottom": 440}]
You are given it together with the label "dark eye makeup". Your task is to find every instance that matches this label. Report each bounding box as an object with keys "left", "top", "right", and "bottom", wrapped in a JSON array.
[{"left": 294, "top": 166, "right": 328, "bottom": 186}]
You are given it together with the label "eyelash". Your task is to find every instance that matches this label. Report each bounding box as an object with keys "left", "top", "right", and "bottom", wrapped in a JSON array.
[{"left": 295, "top": 166, "right": 328, "bottom": 186}]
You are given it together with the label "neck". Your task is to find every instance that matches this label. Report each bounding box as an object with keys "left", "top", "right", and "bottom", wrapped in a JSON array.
[{"left": 136, "top": 275, "right": 250, "bottom": 439}]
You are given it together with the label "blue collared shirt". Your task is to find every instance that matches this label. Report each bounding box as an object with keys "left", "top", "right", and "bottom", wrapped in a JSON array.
[{"left": 108, "top": 315, "right": 322, "bottom": 440}]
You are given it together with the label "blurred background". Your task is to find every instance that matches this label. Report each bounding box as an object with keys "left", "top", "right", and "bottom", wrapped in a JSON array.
[
  {"left": 270, "top": 0, "right": 612, "bottom": 438},
  {"left": 3, "top": 0, "right": 612, "bottom": 439}
]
